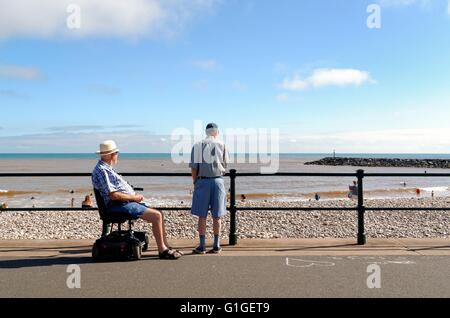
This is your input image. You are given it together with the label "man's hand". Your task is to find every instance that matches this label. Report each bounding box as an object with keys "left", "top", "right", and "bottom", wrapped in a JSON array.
[
  {"left": 109, "top": 192, "right": 144, "bottom": 203},
  {"left": 191, "top": 168, "right": 198, "bottom": 185}
]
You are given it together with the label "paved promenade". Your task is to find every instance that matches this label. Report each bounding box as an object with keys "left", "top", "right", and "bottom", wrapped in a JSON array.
[{"left": 1, "top": 239, "right": 450, "bottom": 298}]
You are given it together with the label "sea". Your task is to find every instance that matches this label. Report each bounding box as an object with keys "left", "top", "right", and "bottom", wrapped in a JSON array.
[{"left": 1, "top": 153, "right": 450, "bottom": 208}]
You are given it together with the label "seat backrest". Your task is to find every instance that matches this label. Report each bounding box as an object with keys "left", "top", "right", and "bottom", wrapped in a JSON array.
[{"left": 93, "top": 188, "right": 107, "bottom": 220}]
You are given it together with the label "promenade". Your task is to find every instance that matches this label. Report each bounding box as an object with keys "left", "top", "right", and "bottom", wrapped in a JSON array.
[{"left": 1, "top": 238, "right": 450, "bottom": 298}]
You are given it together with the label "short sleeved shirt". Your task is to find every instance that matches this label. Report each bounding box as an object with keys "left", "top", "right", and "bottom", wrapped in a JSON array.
[{"left": 92, "top": 160, "right": 135, "bottom": 206}]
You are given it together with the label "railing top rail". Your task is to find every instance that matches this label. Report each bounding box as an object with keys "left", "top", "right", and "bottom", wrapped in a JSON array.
[
  {"left": 235, "top": 172, "right": 358, "bottom": 177},
  {"left": 5, "top": 206, "right": 450, "bottom": 212},
  {"left": 2, "top": 207, "right": 192, "bottom": 212},
  {"left": 363, "top": 173, "right": 450, "bottom": 177},
  {"left": 0, "top": 173, "right": 193, "bottom": 177},
  {"left": 2, "top": 171, "right": 450, "bottom": 178}
]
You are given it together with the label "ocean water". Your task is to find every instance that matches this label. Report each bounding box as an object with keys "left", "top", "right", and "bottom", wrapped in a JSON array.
[
  {"left": 2, "top": 153, "right": 450, "bottom": 160},
  {"left": 1, "top": 153, "right": 450, "bottom": 208}
]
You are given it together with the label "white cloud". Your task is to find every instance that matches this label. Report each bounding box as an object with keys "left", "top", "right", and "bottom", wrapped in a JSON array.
[
  {"left": 0, "top": 0, "right": 221, "bottom": 39},
  {"left": 379, "top": 0, "right": 450, "bottom": 11},
  {"left": 232, "top": 80, "right": 247, "bottom": 91},
  {"left": 3, "top": 127, "right": 450, "bottom": 153},
  {"left": 276, "top": 93, "right": 289, "bottom": 102},
  {"left": 281, "top": 76, "right": 308, "bottom": 91},
  {"left": 0, "top": 130, "right": 171, "bottom": 153},
  {"left": 280, "top": 68, "right": 375, "bottom": 91},
  {"left": 280, "top": 128, "right": 450, "bottom": 153},
  {"left": 309, "top": 69, "right": 374, "bottom": 88},
  {"left": 380, "top": 0, "right": 450, "bottom": 15},
  {"left": 274, "top": 62, "right": 288, "bottom": 73},
  {"left": 192, "top": 59, "right": 218, "bottom": 71},
  {"left": 87, "top": 84, "right": 121, "bottom": 96},
  {"left": 193, "top": 79, "right": 209, "bottom": 90},
  {"left": 0, "top": 64, "right": 41, "bottom": 80},
  {"left": 46, "top": 125, "right": 144, "bottom": 132},
  {"left": 0, "top": 89, "right": 30, "bottom": 99},
  {"left": 47, "top": 125, "right": 105, "bottom": 132},
  {"left": 379, "top": 0, "right": 430, "bottom": 7}
]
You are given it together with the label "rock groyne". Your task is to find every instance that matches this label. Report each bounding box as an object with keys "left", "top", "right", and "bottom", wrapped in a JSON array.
[{"left": 304, "top": 157, "right": 450, "bottom": 168}]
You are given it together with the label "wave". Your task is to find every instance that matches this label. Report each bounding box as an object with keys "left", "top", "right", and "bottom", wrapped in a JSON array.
[
  {"left": 236, "top": 186, "right": 450, "bottom": 201},
  {"left": 55, "top": 188, "right": 94, "bottom": 195},
  {"left": 0, "top": 190, "right": 42, "bottom": 197},
  {"left": 420, "top": 187, "right": 449, "bottom": 192}
]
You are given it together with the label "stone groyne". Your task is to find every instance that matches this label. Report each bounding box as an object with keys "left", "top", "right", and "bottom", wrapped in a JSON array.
[{"left": 304, "top": 157, "right": 450, "bottom": 168}]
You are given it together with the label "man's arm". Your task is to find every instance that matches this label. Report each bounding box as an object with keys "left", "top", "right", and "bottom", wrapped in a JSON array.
[
  {"left": 189, "top": 143, "right": 200, "bottom": 184},
  {"left": 109, "top": 191, "right": 143, "bottom": 203},
  {"left": 191, "top": 168, "right": 198, "bottom": 184}
]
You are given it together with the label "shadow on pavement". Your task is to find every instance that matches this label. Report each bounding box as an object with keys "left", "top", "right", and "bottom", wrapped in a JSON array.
[
  {"left": 0, "top": 246, "right": 92, "bottom": 253},
  {"left": 274, "top": 243, "right": 359, "bottom": 252},
  {"left": 0, "top": 256, "right": 94, "bottom": 269},
  {"left": 408, "top": 245, "right": 450, "bottom": 252},
  {"left": 0, "top": 254, "right": 169, "bottom": 269}
]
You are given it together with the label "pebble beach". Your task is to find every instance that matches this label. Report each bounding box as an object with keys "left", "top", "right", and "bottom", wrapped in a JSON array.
[{"left": 1, "top": 197, "right": 449, "bottom": 240}]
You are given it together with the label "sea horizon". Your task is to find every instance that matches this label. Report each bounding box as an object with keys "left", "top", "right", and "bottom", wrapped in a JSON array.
[{"left": 1, "top": 153, "right": 450, "bottom": 160}]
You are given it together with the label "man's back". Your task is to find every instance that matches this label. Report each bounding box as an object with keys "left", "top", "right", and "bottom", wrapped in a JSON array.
[{"left": 190, "top": 136, "right": 229, "bottom": 177}]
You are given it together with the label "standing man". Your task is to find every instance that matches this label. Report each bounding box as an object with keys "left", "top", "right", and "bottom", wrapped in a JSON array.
[{"left": 190, "top": 123, "right": 229, "bottom": 254}]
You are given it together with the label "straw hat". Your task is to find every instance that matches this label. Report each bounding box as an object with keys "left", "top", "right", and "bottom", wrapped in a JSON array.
[{"left": 96, "top": 140, "right": 119, "bottom": 156}]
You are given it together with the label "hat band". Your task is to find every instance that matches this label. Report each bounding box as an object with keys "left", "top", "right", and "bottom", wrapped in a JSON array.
[{"left": 99, "top": 148, "right": 118, "bottom": 155}]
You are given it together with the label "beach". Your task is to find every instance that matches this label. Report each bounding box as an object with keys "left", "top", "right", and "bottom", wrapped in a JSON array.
[
  {"left": 2, "top": 154, "right": 450, "bottom": 208},
  {"left": 1, "top": 154, "right": 449, "bottom": 240},
  {"left": 1, "top": 197, "right": 449, "bottom": 240}
]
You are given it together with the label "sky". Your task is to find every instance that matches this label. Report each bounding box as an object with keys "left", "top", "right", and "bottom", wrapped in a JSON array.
[{"left": 1, "top": 0, "right": 450, "bottom": 153}]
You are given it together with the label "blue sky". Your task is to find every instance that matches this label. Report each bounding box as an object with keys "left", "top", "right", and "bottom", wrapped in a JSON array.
[{"left": 1, "top": 0, "right": 450, "bottom": 153}]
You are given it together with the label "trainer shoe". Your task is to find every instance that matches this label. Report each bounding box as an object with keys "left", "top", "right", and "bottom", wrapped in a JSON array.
[
  {"left": 192, "top": 246, "right": 206, "bottom": 255},
  {"left": 208, "top": 247, "right": 222, "bottom": 254}
]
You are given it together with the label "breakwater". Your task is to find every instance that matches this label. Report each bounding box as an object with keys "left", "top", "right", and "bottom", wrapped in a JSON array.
[{"left": 305, "top": 157, "right": 450, "bottom": 168}]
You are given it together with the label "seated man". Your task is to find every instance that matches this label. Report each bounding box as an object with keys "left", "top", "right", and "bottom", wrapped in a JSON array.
[{"left": 92, "top": 140, "right": 182, "bottom": 260}]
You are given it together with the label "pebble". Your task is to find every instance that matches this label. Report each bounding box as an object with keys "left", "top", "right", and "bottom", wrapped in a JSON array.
[{"left": 0, "top": 197, "right": 449, "bottom": 239}]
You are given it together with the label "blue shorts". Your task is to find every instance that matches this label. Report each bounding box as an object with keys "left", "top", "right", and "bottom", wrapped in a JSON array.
[
  {"left": 107, "top": 201, "right": 149, "bottom": 218},
  {"left": 191, "top": 178, "right": 227, "bottom": 218}
]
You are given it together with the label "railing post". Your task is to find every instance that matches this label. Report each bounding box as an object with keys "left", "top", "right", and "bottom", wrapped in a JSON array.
[
  {"left": 357, "top": 169, "right": 366, "bottom": 245},
  {"left": 229, "top": 169, "right": 237, "bottom": 246}
]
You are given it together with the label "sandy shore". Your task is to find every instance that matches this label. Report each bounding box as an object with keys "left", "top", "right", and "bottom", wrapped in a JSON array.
[{"left": 0, "top": 197, "right": 449, "bottom": 240}]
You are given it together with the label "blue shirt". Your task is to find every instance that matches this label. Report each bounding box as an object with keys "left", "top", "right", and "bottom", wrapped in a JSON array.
[{"left": 92, "top": 160, "right": 135, "bottom": 206}]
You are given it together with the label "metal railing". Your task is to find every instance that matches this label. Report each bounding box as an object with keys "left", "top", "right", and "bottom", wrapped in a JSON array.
[{"left": 2, "top": 169, "right": 450, "bottom": 246}]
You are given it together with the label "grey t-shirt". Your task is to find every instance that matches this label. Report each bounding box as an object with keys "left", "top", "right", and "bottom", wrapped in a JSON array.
[{"left": 189, "top": 137, "right": 229, "bottom": 177}]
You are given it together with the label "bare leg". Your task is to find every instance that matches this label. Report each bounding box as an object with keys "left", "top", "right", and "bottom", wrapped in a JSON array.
[
  {"left": 140, "top": 208, "right": 168, "bottom": 253},
  {"left": 160, "top": 210, "right": 170, "bottom": 247},
  {"left": 213, "top": 217, "right": 221, "bottom": 236},
  {"left": 198, "top": 217, "right": 207, "bottom": 236}
]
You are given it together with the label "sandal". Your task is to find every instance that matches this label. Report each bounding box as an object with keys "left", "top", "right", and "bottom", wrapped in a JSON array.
[
  {"left": 168, "top": 246, "right": 184, "bottom": 256},
  {"left": 159, "top": 249, "right": 182, "bottom": 260}
]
